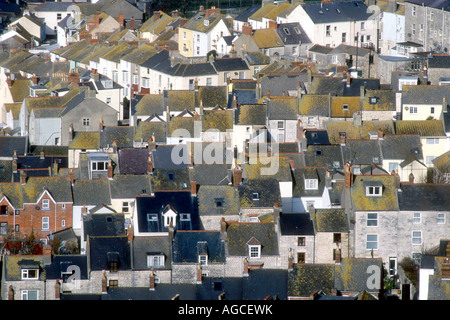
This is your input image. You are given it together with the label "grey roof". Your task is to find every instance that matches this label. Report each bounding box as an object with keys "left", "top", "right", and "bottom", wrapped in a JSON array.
[
  {"left": 277, "top": 23, "right": 311, "bottom": 45},
  {"left": 292, "top": 167, "right": 328, "bottom": 198},
  {"left": 102, "top": 285, "right": 197, "bottom": 300},
  {"left": 0, "top": 136, "right": 27, "bottom": 158},
  {"left": 303, "top": 145, "right": 343, "bottom": 169},
  {"left": 72, "top": 179, "right": 112, "bottom": 206},
  {"left": 197, "top": 185, "right": 240, "bottom": 216},
  {"left": 45, "top": 255, "right": 89, "bottom": 280},
  {"left": 428, "top": 54, "right": 450, "bottom": 68},
  {"left": 238, "top": 178, "right": 282, "bottom": 208},
  {"left": 109, "top": 174, "right": 152, "bottom": 199},
  {"left": 308, "top": 44, "right": 334, "bottom": 55},
  {"left": 132, "top": 236, "right": 172, "bottom": 270},
  {"left": 34, "top": 2, "right": 74, "bottom": 12},
  {"left": 212, "top": 57, "right": 249, "bottom": 72},
  {"left": 152, "top": 145, "right": 189, "bottom": 170},
  {"left": 172, "top": 231, "right": 226, "bottom": 264},
  {"left": 226, "top": 222, "right": 279, "bottom": 257},
  {"left": 341, "top": 140, "right": 383, "bottom": 165},
  {"left": 260, "top": 73, "right": 308, "bottom": 97},
  {"left": 401, "top": 85, "right": 450, "bottom": 105},
  {"left": 234, "top": 4, "right": 261, "bottom": 22},
  {"left": 118, "top": 148, "right": 149, "bottom": 175},
  {"left": 193, "top": 163, "right": 231, "bottom": 186},
  {"left": 405, "top": 0, "right": 450, "bottom": 11},
  {"left": 83, "top": 213, "right": 125, "bottom": 238},
  {"left": 99, "top": 126, "right": 134, "bottom": 149},
  {"left": 88, "top": 235, "right": 131, "bottom": 271},
  {"left": 379, "top": 134, "right": 423, "bottom": 162},
  {"left": 280, "top": 212, "right": 315, "bottom": 236},
  {"left": 301, "top": 1, "right": 372, "bottom": 24},
  {"left": 398, "top": 184, "right": 450, "bottom": 211}
]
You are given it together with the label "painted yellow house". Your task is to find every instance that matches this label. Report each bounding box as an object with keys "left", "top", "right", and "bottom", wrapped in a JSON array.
[{"left": 401, "top": 85, "right": 450, "bottom": 121}]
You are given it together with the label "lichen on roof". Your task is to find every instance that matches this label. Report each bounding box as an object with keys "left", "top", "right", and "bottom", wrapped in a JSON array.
[
  {"left": 351, "top": 175, "right": 399, "bottom": 211},
  {"left": 201, "top": 109, "right": 233, "bottom": 132},
  {"left": 69, "top": 132, "right": 100, "bottom": 149}
]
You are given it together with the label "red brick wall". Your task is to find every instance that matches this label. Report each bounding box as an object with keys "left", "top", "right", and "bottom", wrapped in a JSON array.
[{"left": 0, "top": 196, "right": 73, "bottom": 241}]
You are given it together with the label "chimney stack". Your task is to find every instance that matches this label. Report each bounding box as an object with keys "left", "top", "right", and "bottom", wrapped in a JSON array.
[
  {"left": 149, "top": 269, "right": 156, "bottom": 291},
  {"left": 118, "top": 14, "right": 124, "bottom": 27},
  {"left": 346, "top": 72, "right": 351, "bottom": 87},
  {"left": 20, "top": 170, "right": 27, "bottom": 185},
  {"left": 409, "top": 172, "right": 415, "bottom": 184},
  {"left": 233, "top": 166, "right": 243, "bottom": 188},
  {"left": 191, "top": 180, "right": 197, "bottom": 196},
  {"left": 196, "top": 263, "right": 202, "bottom": 284},
  {"left": 344, "top": 162, "right": 353, "bottom": 189},
  {"left": 101, "top": 270, "right": 107, "bottom": 294},
  {"left": 107, "top": 161, "right": 113, "bottom": 180},
  {"left": 147, "top": 156, "right": 154, "bottom": 173},
  {"left": 241, "top": 22, "right": 253, "bottom": 35},
  {"left": 377, "top": 128, "right": 384, "bottom": 140},
  {"left": 55, "top": 280, "right": 61, "bottom": 300},
  {"left": 339, "top": 133, "right": 346, "bottom": 146},
  {"left": 8, "top": 286, "right": 14, "bottom": 300},
  {"left": 40, "top": 147, "right": 45, "bottom": 159},
  {"left": 288, "top": 256, "right": 294, "bottom": 271},
  {"left": 243, "top": 258, "right": 249, "bottom": 277},
  {"left": 154, "top": 11, "right": 161, "bottom": 20}
]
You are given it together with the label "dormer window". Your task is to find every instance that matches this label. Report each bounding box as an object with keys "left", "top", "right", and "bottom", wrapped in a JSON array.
[
  {"left": 247, "top": 237, "right": 261, "bottom": 259},
  {"left": 305, "top": 179, "right": 318, "bottom": 190},
  {"left": 366, "top": 185, "right": 382, "bottom": 196},
  {"left": 162, "top": 206, "right": 177, "bottom": 227},
  {"left": 20, "top": 260, "right": 40, "bottom": 280},
  {"left": 21, "top": 268, "right": 39, "bottom": 280},
  {"left": 342, "top": 104, "right": 349, "bottom": 110},
  {"left": 252, "top": 193, "right": 259, "bottom": 200}
]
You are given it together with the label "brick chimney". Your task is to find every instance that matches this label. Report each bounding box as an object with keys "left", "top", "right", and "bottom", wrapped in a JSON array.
[
  {"left": 149, "top": 268, "right": 156, "bottom": 291},
  {"left": 118, "top": 14, "right": 124, "bottom": 27},
  {"left": 82, "top": 205, "right": 88, "bottom": 215},
  {"left": 20, "top": 170, "right": 27, "bottom": 185},
  {"left": 95, "top": 12, "right": 100, "bottom": 27},
  {"left": 220, "top": 217, "right": 227, "bottom": 240},
  {"left": 243, "top": 258, "right": 249, "bottom": 277},
  {"left": 344, "top": 162, "right": 353, "bottom": 189},
  {"left": 32, "top": 76, "right": 39, "bottom": 85},
  {"left": 154, "top": 11, "right": 161, "bottom": 20},
  {"left": 6, "top": 76, "right": 12, "bottom": 88},
  {"left": 99, "top": 117, "right": 104, "bottom": 131},
  {"left": 377, "top": 128, "right": 384, "bottom": 140},
  {"left": 55, "top": 279, "right": 61, "bottom": 300},
  {"left": 242, "top": 22, "right": 253, "bottom": 35},
  {"left": 288, "top": 256, "right": 294, "bottom": 270},
  {"left": 8, "top": 286, "right": 14, "bottom": 300},
  {"left": 40, "top": 147, "right": 45, "bottom": 159},
  {"left": 206, "top": 6, "right": 220, "bottom": 18},
  {"left": 107, "top": 161, "right": 114, "bottom": 180},
  {"left": 339, "top": 133, "right": 346, "bottom": 146},
  {"left": 171, "top": 10, "right": 179, "bottom": 18},
  {"left": 68, "top": 71, "right": 80, "bottom": 85},
  {"left": 196, "top": 263, "right": 202, "bottom": 284},
  {"left": 409, "top": 172, "right": 415, "bottom": 184},
  {"left": 346, "top": 72, "right": 351, "bottom": 87},
  {"left": 127, "top": 225, "right": 133, "bottom": 242},
  {"left": 289, "top": 157, "right": 294, "bottom": 170},
  {"left": 233, "top": 166, "right": 243, "bottom": 188},
  {"left": 191, "top": 180, "right": 197, "bottom": 196},
  {"left": 130, "top": 18, "right": 135, "bottom": 30},
  {"left": 147, "top": 156, "right": 154, "bottom": 173},
  {"left": 268, "top": 19, "right": 277, "bottom": 29},
  {"left": 101, "top": 270, "right": 107, "bottom": 294}
]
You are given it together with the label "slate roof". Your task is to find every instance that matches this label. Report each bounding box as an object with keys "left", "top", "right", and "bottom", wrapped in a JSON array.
[
  {"left": 226, "top": 222, "right": 279, "bottom": 256},
  {"left": 325, "top": 120, "right": 395, "bottom": 144},
  {"left": 351, "top": 175, "right": 399, "bottom": 211},
  {"left": 427, "top": 54, "right": 450, "bottom": 68},
  {"left": 303, "top": 145, "right": 343, "bottom": 169},
  {"left": 152, "top": 145, "right": 189, "bottom": 170},
  {"left": 83, "top": 213, "right": 125, "bottom": 238},
  {"left": 132, "top": 236, "right": 172, "bottom": 270},
  {"left": 72, "top": 179, "right": 112, "bottom": 206},
  {"left": 193, "top": 163, "right": 231, "bottom": 186},
  {"left": 181, "top": 11, "right": 225, "bottom": 33},
  {"left": 279, "top": 212, "right": 315, "bottom": 236},
  {"left": 0, "top": 136, "right": 27, "bottom": 158},
  {"left": 99, "top": 126, "right": 134, "bottom": 149},
  {"left": 118, "top": 148, "right": 149, "bottom": 175},
  {"left": 405, "top": 0, "right": 450, "bottom": 11},
  {"left": 88, "top": 235, "right": 131, "bottom": 271},
  {"left": 298, "top": 94, "right": 330, "bottom": 117},
  {"left": 277, "top": 23, "right": 311, "bottom": 45},
  {"left": 288, "top": 258, "right": 383, "bottom": 297},
  {"left": 238, "top": 178, "right": 282, "bottom": 208},
  {"left": 306, "top": 130, "right": 330, "bottom": 145},
  {"left": 235, "top": 104, "right": 267, "bottom": 125},
  {"left": 135, "top": 191, "right": 199, "bottom": 233},
  {"left": 212, "top": 57, "right": 249, "bottom": 72},
  {"left": 341, "top": 139, "right": 383, "bottom": 165},
  {"left": 379, "top": 134, "right": 423, "bottom": 162},
  {"left": 131, "top": 94, "right": 165, "bottom": 116},
  {"left": 301, "top": 1, "right": 372, "bottom": 23},
  {"left": 401, "top": 85, "right": 450, "bottom": 105},
  {"left": 292, "top": 167, "right": 328, "bottom": 198},
  {"left": 398, "top": 184, "right": 450, "bottom": 211},
  {"left": 394, "top": 120, "right": 446, "bottom": 137},
  {"left": 198, "top": 86, "right": 228, "bottom": 108},
  {"left": 172, "top": 231, "right": 226, "bottom": 264},
  {"left": 267, "top": 97, "right": 298, "bottom": 120},
  {"left": 198, "top": 185, "right": 239, "bottom": 216},
  {"left": 44, "top": 255, "right": 89, "bottom": 280},
  {"left": 3, "top": 255, "right": 50, "bottom": 281},
  {"left": 311, "top": 208, "right": 349, "bottom": 233},
  {"left": 102, "top": 285, "right": 197, "bottom": 300},
  {"left": 109, "top": 174, "right": 152, "bottom": 199},
  {"left": 234, "top": 4, "right": 261, "bottom": 22},
  {"left": 201, "top": 109, "right": 234, "bottom": 132}
]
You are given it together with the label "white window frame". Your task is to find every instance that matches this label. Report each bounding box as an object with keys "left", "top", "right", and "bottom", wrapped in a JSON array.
[
  {"left": 42, "top": 199, "right": 50, "bottom": 210},
  {"left": 199, "top": 254, "right": 208, "bottom": 266},
  {"left": 82, "top": 118, "right": 90, "bottom": 126},
  {"left": 147, "top": 254, "right": 165, "bottom": 268},
  {"left": 409, "top": 106, "right": 418, "bottom": 114},
  {"left": 413, "top": 212, "right": 421, "bottom": 224},
  {"left": 21, "top": 290, "right": 38, "bottom": 300},
  {"left": 426, "top": 138, "right": 439, "bottom": 144},
  {"left": 305, "top": 179, "right": 318, "bottom": 190},
  {"left": 21, "top": 269, "right": 39, "bottom": 280},
  {"left": 248, "top": 245, "right": 261, "bottom": 259},
  {"left": 437, "top": 213, "right": 446, "bottom": 224},
  {"left": 42, "top": 216, "right": 50, "bottom": 230},
  {"left": 366, "top": 234, "right": 378, "bottom": 250},
  {"left": 91, "top": 161, "right": 108, "bottom": 171},
  {"left": 411, "top": 230, "right": 422, "bottom": 245},
  {"left": 366, "top": 186, "right": 382, "bottom": 196},
  {"left": 367, "top": 213, "right": 378, "bottom": 227}
]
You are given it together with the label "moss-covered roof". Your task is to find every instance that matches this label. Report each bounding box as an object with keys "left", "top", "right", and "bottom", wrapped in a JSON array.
[
  {"left": 198, "top": 185, "right": 240, "bottom": 215},
  {"left": 394, "top": 120, "right": 446, "bottom": 137},
  {"left": 325, "top": 120, "right": 394, "bottom": 144},
  {"left": 351, "top": 175, "right": 399, "bottom": 211},
  {"left": 69, "top": 132, "right": 100, "bottom": 149},
  {"left": 298, "top": 94, "right": 330, "bottom": 116},
  {"left": 330, "top": 96, "right": 360, "bottom": 118},
  {"left": 201, "top": 109, "right": 233, "bottom": 132},
  {"left": 311, "top": 208, "right": 348, "bottom": 233}
]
